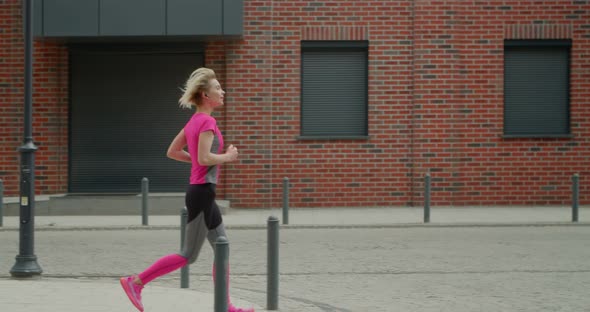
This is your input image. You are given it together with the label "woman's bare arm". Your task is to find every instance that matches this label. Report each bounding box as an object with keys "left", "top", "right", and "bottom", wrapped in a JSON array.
[
  {"left": 197, "top": 131, "right": 238, "bottom": 166},
  {"left": 166, "top": 129, "right": 191, "bottom": 163}
]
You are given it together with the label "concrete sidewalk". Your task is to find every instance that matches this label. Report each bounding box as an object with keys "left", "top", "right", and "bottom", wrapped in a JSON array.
[
  {"left": 1, "top": 206, "right": 589, "bottom": 230},
  {"left": 0, "top": 206, "right": 588, "bottom": 312},
  {"left": 0, "top": 278, "right": 261, "bottom": 312}
]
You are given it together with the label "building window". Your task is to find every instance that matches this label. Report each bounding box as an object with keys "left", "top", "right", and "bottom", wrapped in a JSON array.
[
  {"left": 504, "top": 40, "right": 571, "bottom": 137},
  {"left": 300, "top": 41, "right": 369, "bottom": 139}
]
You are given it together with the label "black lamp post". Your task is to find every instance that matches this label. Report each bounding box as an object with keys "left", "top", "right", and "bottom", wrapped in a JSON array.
[{"left": 10, "top": 0, "right": 42, "bottom": 278}]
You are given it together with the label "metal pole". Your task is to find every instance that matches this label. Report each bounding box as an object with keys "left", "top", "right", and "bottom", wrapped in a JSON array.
[
  {"left": 572, "top": 174, "right": 579, "bottom": 223},
  {"left": 11, "top": 0, "right": 42, "bottom": 277},
  {"left": 180, "top": 207, "right": 189, "bottom": 288},
  {"left": 424, "top": 174, "right": 431, "bottom": 223},
  {"left": 214, "top": 236, "right": 229, "bottom": 312},
  {"left": 0, "top": 179, "right": 4, "bottom": 227},
  {"left": 282, "top": 177, "right": 289, "bottom": 225},
  {"left": 141, "top": 177, "right": 149, "bottom": 226},
  {"left": 267, "top": 216, "right": 279, "bottom": 310}
]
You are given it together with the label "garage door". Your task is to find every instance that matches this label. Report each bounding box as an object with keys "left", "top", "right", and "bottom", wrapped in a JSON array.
[{"left": 70, "top": 48, "right": 203, "bottom": 193}]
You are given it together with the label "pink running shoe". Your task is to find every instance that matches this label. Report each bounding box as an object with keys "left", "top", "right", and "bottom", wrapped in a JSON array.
[
  {"left": 120, "top": 276, "right": 144, "bottom": 312},
  {"left": 228, "top": 303, "right": 255, "bottom": 312}
]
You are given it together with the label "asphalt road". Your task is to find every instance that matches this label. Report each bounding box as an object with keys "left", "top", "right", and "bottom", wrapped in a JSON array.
[{"left": 1, "top": 226, "right": 589, "bottom": 311}]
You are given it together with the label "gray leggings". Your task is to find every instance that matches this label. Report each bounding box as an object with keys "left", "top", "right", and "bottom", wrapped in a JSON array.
[
  {"left": 182, "top": 215, "right": 227, "bottom": 264},
  {"left": 181, "top": 183, "right": 227, "bottom": 264}
]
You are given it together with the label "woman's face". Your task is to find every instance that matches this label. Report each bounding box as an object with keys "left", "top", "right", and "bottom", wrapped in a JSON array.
[{"left": 204, "top": 79, "right": 225, "bottom": 107}]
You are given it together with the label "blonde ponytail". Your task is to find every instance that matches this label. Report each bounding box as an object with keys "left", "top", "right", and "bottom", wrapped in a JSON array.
[{"left": 178, "top": 67, "right": 217, "bottom": 109}]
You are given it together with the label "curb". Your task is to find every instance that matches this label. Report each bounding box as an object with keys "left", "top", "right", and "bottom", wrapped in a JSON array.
[{"left": 1, "top": 222, "right": 589, "bottom": 232}]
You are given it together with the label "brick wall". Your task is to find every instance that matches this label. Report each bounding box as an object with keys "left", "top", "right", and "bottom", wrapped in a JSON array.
[
  {"left": 1, "top": 1, "right": 68, "bottom": 196},
  {"left": 224, "top": 0, "right": 590, "bottom": 208},
  {"left": 410, "top": 1, "right": 590, "bottom": 206},
  {"left": 205, "top": 41, "right": 228, "bottom": 199},
  {"left": 223, "top": 0, "right": 417, "bottom": 208},
  {"left": 1, "top": 0, "right": 589, "bottom": 209}
]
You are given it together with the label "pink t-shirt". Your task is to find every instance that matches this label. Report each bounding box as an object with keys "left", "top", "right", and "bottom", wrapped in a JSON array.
[{"left": 184, "top": 113, "right": 224, "bottom": 184}]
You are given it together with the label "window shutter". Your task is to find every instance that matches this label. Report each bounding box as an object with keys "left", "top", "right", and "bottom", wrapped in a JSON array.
[
  {"left": 301, "top": 49, "right": 368, "bottom": 137},
  {"left": 504, "top": 44, "right": 570, "bottom": 136}
]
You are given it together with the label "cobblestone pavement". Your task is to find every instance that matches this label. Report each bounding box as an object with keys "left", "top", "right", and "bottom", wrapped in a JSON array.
[{"left": 1, "top": 226, "right": 590, "bottom": 311}]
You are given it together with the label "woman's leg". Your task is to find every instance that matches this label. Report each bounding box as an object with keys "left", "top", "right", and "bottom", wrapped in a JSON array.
[
  {"left": 120, "top": 184, "right": 211, "bottom": 312},
  {"left": 135, "top": 210, "right": 209, "bottom": 285},
  {"left": 208, "top": 219, "right": 255, "bottom": 312},
  {"left": 209, "top": 222, "right": 230, "bottom": 301},
  {"left": 136, "top": 254, "right": 186, "bottom": 285},
  {"left": 137, "top": 184, "right": 212, "bottom": 285}
]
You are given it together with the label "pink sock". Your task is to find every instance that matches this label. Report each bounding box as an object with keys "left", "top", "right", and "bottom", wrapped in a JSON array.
[{"left": 138, "top": 254, "right": 187, "bottom": 285}]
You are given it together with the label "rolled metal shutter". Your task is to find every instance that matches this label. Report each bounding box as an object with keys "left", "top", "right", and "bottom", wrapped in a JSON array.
[
  {"left": 504, "top": 44, "right": 570, "bottom": 136},
  {"left": 70, "top": 51, "right": 203, "bottom": 193},
  {"left": 301, "top": 48, "right": 368, "bottom": 137}
]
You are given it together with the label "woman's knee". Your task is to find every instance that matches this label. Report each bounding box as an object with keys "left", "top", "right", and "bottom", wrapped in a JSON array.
[{"left": 207, "top": 224, "right": 228, "bottom": 247}]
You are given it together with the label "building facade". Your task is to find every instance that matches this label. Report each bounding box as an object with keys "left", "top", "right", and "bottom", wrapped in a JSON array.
[{"left": 1, "top": 0, "right": 589, "bottom": 209}]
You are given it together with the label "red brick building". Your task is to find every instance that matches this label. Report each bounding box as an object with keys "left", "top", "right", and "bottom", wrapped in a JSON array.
[{"left": 1, "top": 1, "right": 589, "bottom": 209}]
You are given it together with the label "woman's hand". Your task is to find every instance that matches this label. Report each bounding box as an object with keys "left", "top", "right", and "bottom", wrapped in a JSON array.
[{"left": 225, "top": 144, "right": 239, "bottom": 162}]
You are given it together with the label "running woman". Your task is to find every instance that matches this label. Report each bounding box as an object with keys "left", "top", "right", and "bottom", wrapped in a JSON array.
[{"left": 120, "top": 67, "right": 254, "bottom": 312}]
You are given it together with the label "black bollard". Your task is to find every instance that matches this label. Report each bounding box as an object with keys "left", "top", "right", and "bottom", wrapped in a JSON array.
[
  {"left": 424, "top": 174, "right": 431, "bottom": 223},
  {"left": 214, "top": 237, "right": 229, "bottom": 312},
  {"left": 572, "top": 174, "right": 579, "bottom": 222},
  {"left": 180, "top": 207, "right": 189, "bottom": 288},
  {"left": 283, "top": 177, "right": 289, "bottom": 225},
  {"left": 0, "top": 179, "right": 3, "bottom": 227},
  {"left": 267, "top": 216, "right": 279, "bottom": 310},
  {"left": 141, "top": 177, "right": 149, "bottom": 226}
]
